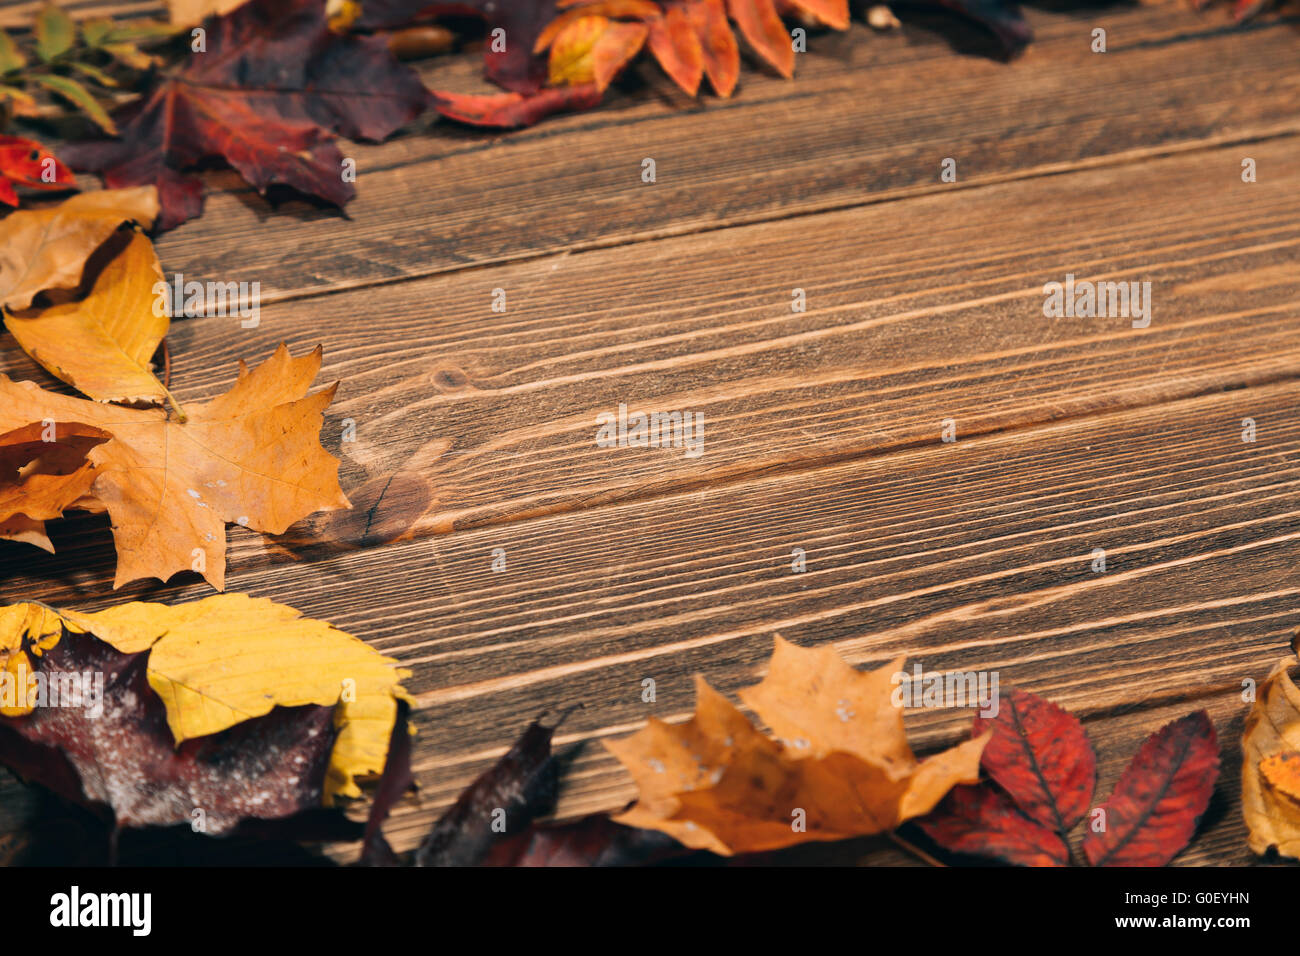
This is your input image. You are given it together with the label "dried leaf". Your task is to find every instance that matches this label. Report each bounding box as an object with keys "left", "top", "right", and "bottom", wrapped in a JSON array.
[
  {"left": 726, "top": 0, "right": 794, "bottom": 77},
  {"left": 430, "top": 84, "right": 603, "bottom": 128},
  {"left": 0, "top": 421, "right": 105, "bottom": 553},
  {"left": 918, "top": 783, "right": 1069, "bottom": 866},
  {"left": 1243, "top": 656, "right": 1300, "bottom": 859},
  {"left": 0, "top": 345, "right": 351, "bottom": 590},
  {"left": 166, "top": 0, "right": 248, "bottom": 27},
  {"left": 1082, "top": 711, "right": 1219, "bottom": 866},
  {"left": 5, "top": 231, "right": 171, "bottom": 406},
  {"left": 63, "top": 0, "right": 427, "bottom": 230},
  {"left": 0, "top": 186, "right": 157, "bottom": 310},
  {"left": 414, "top": 714, "right": 569, "bottom": 866},
  {"left": 0, "top": 594, "right": 411, "bottom": 831},
  {"left": 607, "top": 636, "right": 987, "bottom": 855},
  {"left": 549, "top": 16, "right": 649, "bottom": 90}
]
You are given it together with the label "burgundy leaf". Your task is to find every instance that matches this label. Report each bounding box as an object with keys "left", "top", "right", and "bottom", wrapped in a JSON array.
[
  {"left": 1082, "top": 711, "right": 1219, "bottom": 867},
  {"left": 917, "top": 783, "right": 1069, "bottom": 867},
  {"left": 479, "top": 813, "right": 686, "bottom": 866},
  {"left": 0, "top": 629, "right": 337, "bottom": 834},
  {"left": 414, "top": 711, "right": 571, "bottom": 866},
  {"left": 976, "top": 687, "right": 1096, "bottom": 833},
  {"left": 63, "top": 0, "right": 428, "bottom": 230}
]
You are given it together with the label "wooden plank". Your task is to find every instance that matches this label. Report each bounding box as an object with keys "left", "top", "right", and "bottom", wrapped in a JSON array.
[
  {"left": 7, "top": 134, "right": 1291, "bottom": 584},
  {"left": 4, "top": 379, "right": 1295, "bottom": 859},
  {"left": 103, "top": 6, "right": 1300, "bottom": 301}
]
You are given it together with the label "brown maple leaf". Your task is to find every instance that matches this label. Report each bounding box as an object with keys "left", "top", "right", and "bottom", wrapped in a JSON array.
[
  {"left": 62, "top": 0, "right": 429, "bottom": 230},
  {"left": 606, "top": 637, "right": 987, "bottom": 855},
  {"left": 0, "top": 345, "right": 350, "bottom": 590}
]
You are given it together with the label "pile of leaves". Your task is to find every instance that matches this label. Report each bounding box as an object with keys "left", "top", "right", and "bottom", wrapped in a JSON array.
[
  {"left": 0, "top": 595, "right": 410, "bottom": 837},
  {"left": 0, "top": 188, "right": 350, "bottom": 590}
]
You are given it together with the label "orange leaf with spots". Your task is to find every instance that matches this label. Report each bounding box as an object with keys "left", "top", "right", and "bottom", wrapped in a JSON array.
[
  {"left": 0, "top": 345, "right": 350, "bottom": 590},
  {"left": 605, "top": 636, "right": 988, "bottom": 855}
]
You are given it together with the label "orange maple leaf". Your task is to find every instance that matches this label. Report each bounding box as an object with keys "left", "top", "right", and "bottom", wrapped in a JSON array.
[{"left": 0, "top": 345, "right": 350, "bottom": 589}]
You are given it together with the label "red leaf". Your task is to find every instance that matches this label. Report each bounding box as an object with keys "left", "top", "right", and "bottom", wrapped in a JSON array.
[
  {"left": 647, "top": 5, "right": 705, "bottom": 95},
  {"left": 430, "top": 84, "right": 603, "bottom": 128},
  {"left": 918, "top": 783, "right": 1069, "bottom": 867},
  {"left": 687, "top": 0, "right": 739, "bottom": 96},
  {"left": 726, "top": 0, "right": 793, "bottom": 78},
  {"left": 63, "top": 0, "right": 427, "bottom": 230},
  {"left": 0, "top": 136, "right": 75, "bottom": 207},
  {"left": 1082, "top": 711, "right": 1220, "bottom": 867},
  {"left": 975, "top": 688, "right": 1096, "bottom": 832}
]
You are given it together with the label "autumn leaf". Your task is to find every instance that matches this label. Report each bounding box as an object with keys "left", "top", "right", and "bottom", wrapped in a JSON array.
[
  {"left": 165, "top": 0, "right": 248, "bottom": 27},
  {"left": 413, "top": 713, "right": 571, "bottom": 866},
  {"left": 918, "top": 782, "right": 1070, "bottom": 866},
  {"left": 429, "top": 84, "right": 603, "bottom": 128},
  {"left": 0, "top": 594, "right": 411, "bottom": 831},
  {"left": 606, "top": 637, "right": 987, "bottom": 855},
  {"left": 920, "top": 689, "right": 1217, "bottom": 867},
  {"left": 62, "top": 0, "right": 428, "bottom": 230},
  {"left": 548, "top": 16, "right": 649, "bottom": 90},
  {"left": 359, "top": 1, "right": 560, "bottom": 93},
  {"left": 1082, "top": 712, "right": 1218, "bottom": 866},
  {"left": 5, "top": 230, "right": 174, "bottom": 407},
  {"left": 0, "top": 135, "right": 74, "bottom": 207},
  {"left": 0, "top": 186, "right": 157, "bottom": 311},
  {"left": 0, "top": 421, "right": 105, "bottom": 554},
  {"left": 1242, "top": 656, "right": 1300, "bottom": 859},
  {"left": 974, "top": 687, "right": 1096, "bottom": 832},
  {"left": 0, "top": 344, "right": 350, "bottom": 590}
]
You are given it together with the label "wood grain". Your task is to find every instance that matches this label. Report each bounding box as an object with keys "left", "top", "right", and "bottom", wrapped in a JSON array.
[
  {"left": 5, "top": 381, "right": 1295, "bottom": 861},
  {"left": 82, "top": 5, "right": 1300, "bottom": 302}
]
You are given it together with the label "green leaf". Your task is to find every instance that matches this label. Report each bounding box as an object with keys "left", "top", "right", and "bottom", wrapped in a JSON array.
[
  {"left": 32, "top": 74, "right": 117, "bottom": 134},
  {"left": 80, "top": 18, "right": 114, "bottom": 48},
  {"left": 104, "top": 19, "right": 178, "bottom": 45},
  {"left": 0, "top": 32, "right": 27, "bottom": 74},
  {"left": 35, "top": 4, "right": 76, "bottom": 62},
  {"left": 102, "top": 42, "right": 157, "bottom": 71},
  {"left": 68, "top": 61, "right": 119, "bottom": 88}
]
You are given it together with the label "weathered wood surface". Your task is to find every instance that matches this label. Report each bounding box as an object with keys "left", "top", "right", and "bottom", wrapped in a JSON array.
[{"left": 0, "top": 0, "right": 1297, "bottom": 865}]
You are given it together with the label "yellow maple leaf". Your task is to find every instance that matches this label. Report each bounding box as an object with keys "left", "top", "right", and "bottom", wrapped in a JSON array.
[
  {"left": 5, "top": 230, "right": 174, "bottom": 408},
  {"left": 1243, "top": 656, "right": 1300, "bottom": 859},
  {"left": 3, "top": 594, "right": 411, "bottom": 802},
  {"left": 606, "top": 636, "right": 987, "bottom": 855},
  {"left": 0, "top": 345, "right": 350, "bottom": 589},
  {"left": 0, "top": 187, "right": 158, "bottom": 311}
]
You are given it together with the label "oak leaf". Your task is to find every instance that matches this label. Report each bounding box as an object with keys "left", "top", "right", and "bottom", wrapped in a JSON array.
[
  {"left": 605, "top": 636, "right": 988, "bottom": 855},
  {"left": 0, "top": 594, "right": 411, "bottom": 832},
  {"left": 1242, "top": 656, "right": 1300, "bottom": 859},
  {"left": 5, "top": 230, "right": 173, "bottom": 407},
  {"left": 62, "top": 0, "right": 428, "bottom": 230},
  {"left": 0, "top": 344, "right": 350, "bottom": 590},
  {"left": 0, "top": 186, "right": 157, "bottom": 310}
]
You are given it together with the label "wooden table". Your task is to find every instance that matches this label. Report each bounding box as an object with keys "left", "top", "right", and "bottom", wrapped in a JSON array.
[{"left": 1, "top": 1, "right": 1297, "bottom": 865}]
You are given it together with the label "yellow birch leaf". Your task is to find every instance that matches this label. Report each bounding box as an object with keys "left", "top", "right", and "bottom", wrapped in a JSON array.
[
  {"left": 34, "top": 593, "right": 411, "bottom": 802},
  {"left": 5, "top": 231, "right": 171, "bottom": 405}
]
